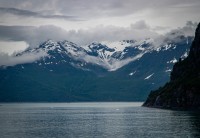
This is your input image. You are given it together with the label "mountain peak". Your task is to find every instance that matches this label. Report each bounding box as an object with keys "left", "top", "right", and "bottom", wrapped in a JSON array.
[
  {"left": 60, "top": 40, "right": 77, "bottom": 46},
  {"left": 88, "top": 42, "right": 115, "bottom": 52},
  {"left": 42, "top": 39, "right": 57, "bottom": 45},
  {"left": 39, "top": 39, "right": 58, "bottom": 49}
]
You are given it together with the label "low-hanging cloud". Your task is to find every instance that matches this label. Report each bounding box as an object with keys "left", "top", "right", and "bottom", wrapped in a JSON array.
[
  {"left": 0, "top": 20, "right": 197, "bottom": 48},
  {"left": 0, "top": 21, "right": 156, "bottom": 47},
  {"left": 0, "top": 51, "right": 47, "bottom": 67},
  {"left": 134, "top": 21, "right": 198, "bottom": 49},
  {"left": 159, "top": 21, "right": 198, "bottom": 45}
]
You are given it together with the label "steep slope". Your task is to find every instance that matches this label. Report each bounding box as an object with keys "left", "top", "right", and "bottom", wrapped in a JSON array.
[{"left": 143, "top": 23, "right": 200, "bottom": 110}]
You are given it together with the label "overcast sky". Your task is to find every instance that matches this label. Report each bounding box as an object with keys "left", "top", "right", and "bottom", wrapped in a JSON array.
[{"left": 0, "top": 0, "right": 200, "bottom": 54}]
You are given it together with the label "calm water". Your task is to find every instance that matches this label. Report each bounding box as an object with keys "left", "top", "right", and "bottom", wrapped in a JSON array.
[{"left": 0, "top": 102, "right": 200, "bottom": 138}]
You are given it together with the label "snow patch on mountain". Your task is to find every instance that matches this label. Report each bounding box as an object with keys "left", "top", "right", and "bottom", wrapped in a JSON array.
[
  {"left": 60, "top": 40, "right": 86, "bottom": 57},
  {"left": 101, "top": 40, "right": 130, "bottom": 52},
  {"left": 165, "top": 69, "right": 172, "bottom": 72},
  {"left": 144, "top": 73, "right": 154, "bottom": 80},
  {"left": 181, "top": 50, "right": 189, "bottom": 59},
  {"left": 167, "top": 58, "right": 178, "bottom": 64},
  {"left": 107, "top": 52, "right": 147, "bottom": 71},
  {"left": 164, "top": 44, "right": 172, "bottom": 50},
  {"left": 155, "top": 43, "right": 177, "bottom": 52},
  {"left": 129, "top": 71, "right": 136, "bottom": 76}
]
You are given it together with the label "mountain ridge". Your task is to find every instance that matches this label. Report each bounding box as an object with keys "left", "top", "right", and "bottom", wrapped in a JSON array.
[
  {"left": 0, "top": 35, "right": 193, "bottom": 102},
  {"left": 6, "top": 37, "right": 192, "bottom": 71}
]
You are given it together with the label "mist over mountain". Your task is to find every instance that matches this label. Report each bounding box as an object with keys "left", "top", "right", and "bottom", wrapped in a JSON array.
[{"left": 0, "top": 32, "right": 192, "bottom": 102}]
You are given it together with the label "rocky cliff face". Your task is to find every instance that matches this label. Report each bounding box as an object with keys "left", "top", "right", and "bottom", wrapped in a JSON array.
[{"left": 143, "top": 23, "right": 200, "bottom": 110}]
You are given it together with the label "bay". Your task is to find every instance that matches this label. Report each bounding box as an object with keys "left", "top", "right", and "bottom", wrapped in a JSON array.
[{"left": 0, "top": 102, "right": 200, "bottom": 138}]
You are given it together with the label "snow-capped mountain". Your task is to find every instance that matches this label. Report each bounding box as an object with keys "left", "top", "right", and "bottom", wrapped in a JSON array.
[
  {"left": 0, "top": 35, "right": 193, "bottom": 102},
  {"left": 15, "top": 37, "right": 187, "bottom": 72}
]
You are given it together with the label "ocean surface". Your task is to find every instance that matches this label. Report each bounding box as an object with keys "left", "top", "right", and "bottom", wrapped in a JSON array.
[{"left": 0, "top": 102, "right": 200, "bottom": 138}]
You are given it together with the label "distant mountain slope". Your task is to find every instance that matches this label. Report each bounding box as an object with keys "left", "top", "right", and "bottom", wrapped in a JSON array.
[
  {"left": 0, "top": 35, "right": 193, "bottom": 102},
  {"left": 143, "top": 23, "right": 200, "bottom": 110}
]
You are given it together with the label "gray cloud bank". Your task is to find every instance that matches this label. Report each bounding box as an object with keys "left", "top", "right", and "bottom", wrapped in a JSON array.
[
  {"left": 0, "top": 21, "right": 156, "bottom": 47},
  {"left": 0, "top": 0, "right": 200, "bottom": 19},
  {"left": 0, "top": 21, "right": 197, "bottom": 47},
  {"left": 0, "top": 7, "right": 79, "bottom": 21}
]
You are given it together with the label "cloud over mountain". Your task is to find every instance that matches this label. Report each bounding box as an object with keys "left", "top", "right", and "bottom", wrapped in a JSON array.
[
  {"left": 0, "top": 51, "right": 47, "bottom": 67},
  {"left": 0, "top": 21, "right": 197, "bottom": 48}
]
